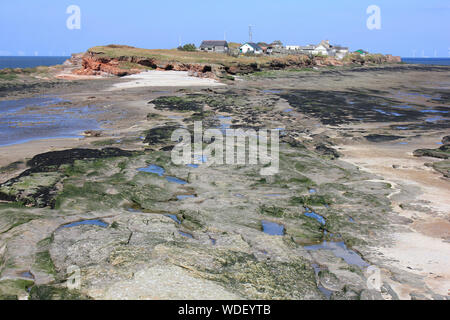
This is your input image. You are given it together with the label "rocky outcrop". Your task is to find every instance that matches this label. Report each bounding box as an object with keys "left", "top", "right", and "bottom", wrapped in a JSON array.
[
  {"left": 72, "top": 47, "right": 402, "bottom": 78},
  {"left": 385, "top": 54, "right": 402, "bottom": 63},
  {"left": 72, "top": 51, "right": 222, "bottom": 78}
]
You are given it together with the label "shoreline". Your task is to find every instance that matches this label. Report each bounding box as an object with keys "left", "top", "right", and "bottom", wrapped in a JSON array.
[{"left": 0, "top": 64, "right": 449, "bottom": 300}]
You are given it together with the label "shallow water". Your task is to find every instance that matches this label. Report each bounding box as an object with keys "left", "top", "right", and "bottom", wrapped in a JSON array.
[
  {"left": 262, "top": 89, "right": 282, "bottom": 94},
  {"left": 392, "top": 105, "right": 414, "bottom": 109},
  {"left": 177, "top": 195, "right": 196, "bottom": 200},
  {"left": 166, "top": 176, "right": 188, "bottom": 185},
  {"left": 61, "top": 219, "right": 109, "bottom": 229},
  {"left": 138, "top": 164, "right": 165, "bottom": 176},
  {"left": 304, "top": 210, "right": 326, "bottom": 225},
  {"left": 312, "top": 264, "right": 333, "bottom": 299},
  {"left": 261, "top": 220, "right": 285, "bottom": 236},
  {"left": 217, "top": 116, "right": 232, "bottom": 133},
  {"left": 179, "top": 231, "right": 194, "bottom": 239},
  {"left": 305, "top": 241, "right": 369, "bottom": 268},
  {"left": 20, "top": 271, "right": 35, "bottom": 280},
  {"left": 426, "top": 116, "right": 445, "bottom": 122},
  {"left": 373, "top": 109, "right": 403, "bottom": 117},
  {"left": 420, "top": 110, "right": 449, "bottom": 114},
  {"left": 166, "top": 214, "right": 182, "bottom": 224},
  {"left": 0, "top": 96, "right": 100, "bottom": 146}
]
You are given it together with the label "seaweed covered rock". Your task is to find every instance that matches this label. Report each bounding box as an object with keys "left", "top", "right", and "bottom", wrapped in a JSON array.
[
  {"left": 29, "top": 285, "right": 91, "bottom": 300},
  {"left": 413, "top": 144, "right": 450, "bottom": 159},
  {"left": 150, "top": 95, "right": 205, "bottom": 113},
  {"left": 143, "top": 125, "right": 181, "bottom": 147},
  {"left": 0, "top": 148, "right": 136, "bottom": 207},
  {"left": 365, "top": 134, "right": 405, "bottom": 143},
  {"left": 315, "top": 144, "right": 341, "bottom": 159},
  {"left": 27, "top": 148, "right": 135, "bottom": 169}
]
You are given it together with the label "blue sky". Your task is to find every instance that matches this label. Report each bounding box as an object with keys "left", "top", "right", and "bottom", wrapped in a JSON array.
[{"left": 0, "top": 0, "right": 449, "bottom": 57}]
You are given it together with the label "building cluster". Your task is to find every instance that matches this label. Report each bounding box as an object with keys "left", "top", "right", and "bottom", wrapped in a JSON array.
[{"left": 198, "top": 39, "right": 351, "bottom": 60}]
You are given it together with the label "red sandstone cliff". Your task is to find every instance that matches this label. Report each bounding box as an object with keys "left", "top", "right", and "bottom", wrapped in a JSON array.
[{"left": 70, "top": 47, "right": 402, "bottom": 79}]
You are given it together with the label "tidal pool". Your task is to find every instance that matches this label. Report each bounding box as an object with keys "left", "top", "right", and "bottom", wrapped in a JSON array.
[
  {"left": 138, "top": 164, "right": 165, "bottom": 176},
  {"left": 20, "top": 271, "right": 35, "bottom": 280},
  {"left": 262, "top": 89, "right": 282, "bottom": 94},
  {"left": 312, "top": 264, "right": 333, "bottom": 299},
  {"left": 177, "top": 195, "right": 196, "bottom": 200},
  {"left": 217, "top": 116, "right": 232, "bottom": 133},
  {"left": 179, "top": 231, "right": 194, "bottom": 239},
  {"left": 261, "top": 220, "right": 285, "bottom": 236},
  {"left": 166, "top": 177, "right": 188, "bottom": 185},
  {"left": 305, "top": 241, "right": 369, "bottom": 268},
  {"left": 166, "top": 214, "right": 182, "bottom": 224},
  {"left": 304, "top": 210, "right": 326, "bottom": 225},
  {"left": 61, "top": 219, "right": 109, "bottom": 229}
]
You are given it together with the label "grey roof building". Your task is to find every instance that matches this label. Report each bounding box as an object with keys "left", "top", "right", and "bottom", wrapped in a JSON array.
[{"left": 199, "top": 40, "right": 229, "bottom": 53}]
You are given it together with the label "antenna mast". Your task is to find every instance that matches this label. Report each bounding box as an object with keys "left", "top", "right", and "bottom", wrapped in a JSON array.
[{"left": 249, "top": 25, "right": 253, "bottom": 42}]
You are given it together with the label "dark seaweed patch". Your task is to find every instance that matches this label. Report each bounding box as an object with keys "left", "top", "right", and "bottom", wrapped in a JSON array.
[{"left": 279, "top": 90, "right": 426, "bottom": 126}]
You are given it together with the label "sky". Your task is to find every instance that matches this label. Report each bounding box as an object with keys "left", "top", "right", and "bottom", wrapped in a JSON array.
[{"left": 0, "top": 0, "right": 449, "bottom": 57}]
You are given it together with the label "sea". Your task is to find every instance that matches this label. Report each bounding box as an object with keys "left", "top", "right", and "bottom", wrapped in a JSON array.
[
  {"left": 1, "top": 56, "right": 449, "bottom": 69},
  {"left": 401, "top": 58, "right": 450, "bottom": 66},
  {"left": 0, "top": 56, "right": 70, "bottom": 70}
]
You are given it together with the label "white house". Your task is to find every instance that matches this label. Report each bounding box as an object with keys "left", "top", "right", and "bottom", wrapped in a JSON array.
[
  {"left": 298, "top": 45, "right": 316, "bottom": 55},
  {"left": 312, "top": 40, "right": 331, "bottom": 56},
  {"left": 239, "top": 43, "right": 264, "bottom": 55},
  {"left": 286, "top": 45, "right": 301, "bottom": 51},
  {"left": 312, "top": 45, "right": 328, "bottom": 56}
]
